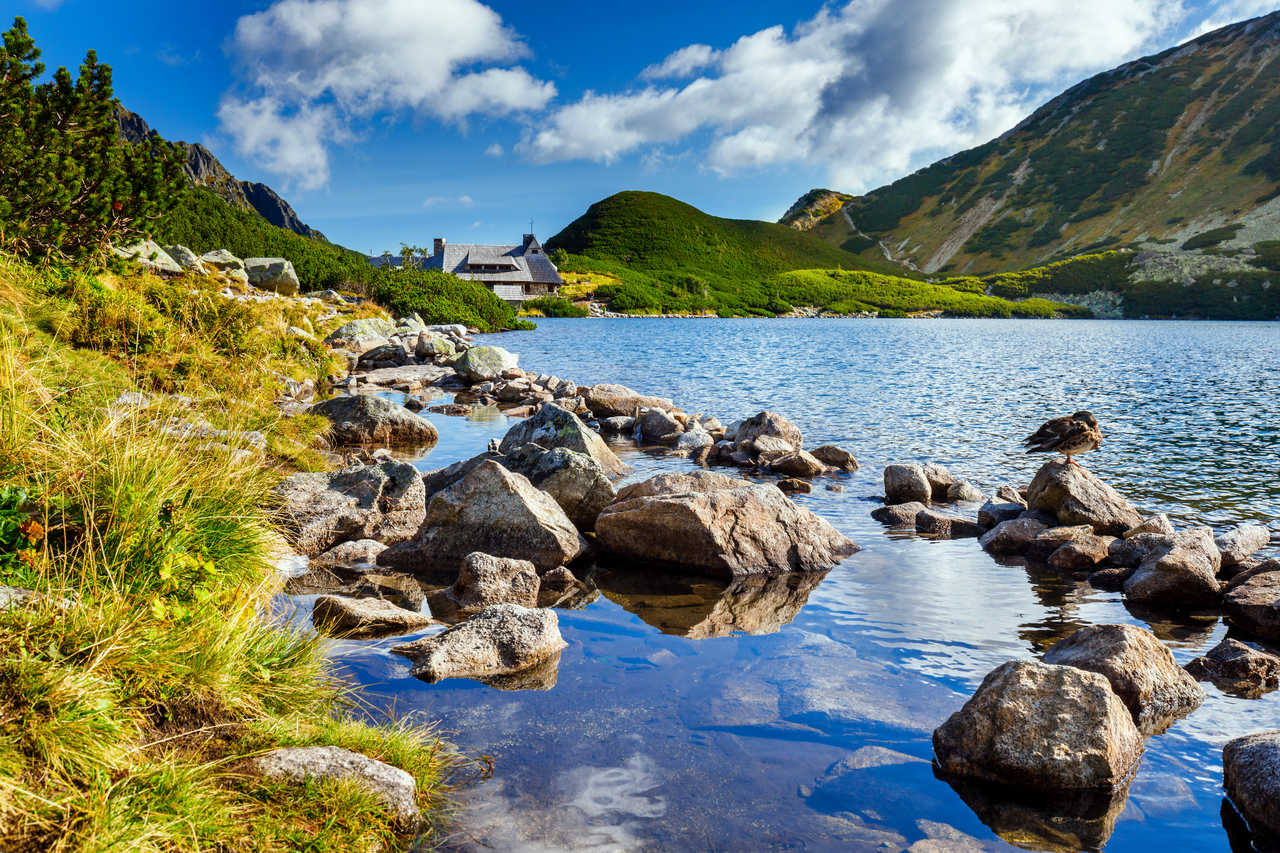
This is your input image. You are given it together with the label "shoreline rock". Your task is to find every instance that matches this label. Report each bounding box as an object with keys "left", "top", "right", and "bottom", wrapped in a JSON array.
[{"left": 391, "top": 603, "right": 567, "bottom": 682}]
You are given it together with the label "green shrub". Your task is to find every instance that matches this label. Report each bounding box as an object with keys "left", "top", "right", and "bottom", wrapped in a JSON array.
[
  {"left": 522, "top": 296, "right": 587, "bottom": 317},
  {"left": 1181, "top": 224, "right": 1243, "bottom": 251}
]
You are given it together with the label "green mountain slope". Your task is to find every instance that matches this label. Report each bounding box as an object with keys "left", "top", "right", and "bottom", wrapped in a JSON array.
[{"left": 787, "top": 11, "right": 1280, "bottom": 278}]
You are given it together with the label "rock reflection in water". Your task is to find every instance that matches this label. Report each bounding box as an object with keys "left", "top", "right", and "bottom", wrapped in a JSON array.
[
  {"left": 475, "top": 651, "right": 563, "bottom": 691},
  {"left": 595, "top": 568, "right": 828, "bottom": 638}
]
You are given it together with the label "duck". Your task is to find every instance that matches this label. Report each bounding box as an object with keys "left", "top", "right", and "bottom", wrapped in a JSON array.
[{"left": 1024, "top": 411, "right": 1103, "bottom": 467}]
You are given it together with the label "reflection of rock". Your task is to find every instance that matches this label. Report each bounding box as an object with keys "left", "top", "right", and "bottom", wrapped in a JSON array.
[
  {"left": 939, "top": 771, "right": 1132, "bottom": 853},
  {"left": 475, "top": 651, "right": 563, "bottom": 691},
  {"left": 312, "top": 595, "right": 433, "bottom": 639},
  {"left": 596, "top": 570, "right": 826, "bottom": 638}
]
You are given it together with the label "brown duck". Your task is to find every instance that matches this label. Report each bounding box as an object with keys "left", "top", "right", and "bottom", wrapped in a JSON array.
[{"left": 1024, "top": 411, "right": 1103, "bottom": 466}]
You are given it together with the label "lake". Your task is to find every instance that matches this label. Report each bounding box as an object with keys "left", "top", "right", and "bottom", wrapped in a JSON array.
[{"left": 282, "top": 318, "right": 1280, "bottom": 852}]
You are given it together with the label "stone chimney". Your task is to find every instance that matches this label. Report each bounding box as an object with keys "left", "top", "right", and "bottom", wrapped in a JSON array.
[{"left": 433, "top": 237, "right": 445, "bottom": 256}]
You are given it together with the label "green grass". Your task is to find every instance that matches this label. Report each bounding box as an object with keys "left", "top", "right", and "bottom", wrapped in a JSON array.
[
  {"left": 0, "top": 252, "right": 456, "bottom": 850},
  {"left": 519, "top": 296, "right": 589, "bottom": 318}
]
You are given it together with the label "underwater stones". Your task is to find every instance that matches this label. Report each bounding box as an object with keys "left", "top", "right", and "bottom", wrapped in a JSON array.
[
  {"left": 309, "top": 395, "right": 439, "bottom": 447},
  {"left": 391, "top": 603, "right": 566, "bottom": 683},
  {"left": 499, "top": 403, "right": 631, "bottom": 479},
  {"left": 1223, "top": 731, "right": 1280, "bottom": 840},
  {"left": 884, "top": 464, "right": 932, "bottom": 505},
  {"left": 1185, "top": 638, "right": 1280, "bottom": 699},
  {"left": 311, "top": 595, "right": 432, "bottom": 638},
  {"left": 933, "top": 659, "right": 1143, "bottom": 791},
  {"left": 1027, "top": 459, "right": 1143, "bottom": 536},
  {"left": 1123, "top": 527, "right": 1222, "bottom": 608}
]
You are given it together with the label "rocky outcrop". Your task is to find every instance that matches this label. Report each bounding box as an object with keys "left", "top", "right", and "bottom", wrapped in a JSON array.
[
  {"left": 391, "top": 603, "right": 566, "bottom": 682},
  {"left": 251, "top": 746, "right": 420, "bottom": 826},
  {"left": 595, "top": 482, "right": 857, "bottom": 579},
  {"left": 1027, "top": 460, "right": 1143, "bottom": 536},
  {"left": 1217, "top": 524, "right": 1271, "bottom": 567},
  {"left": 244, "top": 257, "right": 300, "bottom": 296},
  {"left": 446, "top": 552, "right": 540, "bottom": 610},
  {"left": 883, "top": 464, "right": 932, "bottom": 505},
  {"left": 1186, "top": 638, "right": 1280, "bottom": 698},
  {"left": 933, "top": 660, "right": 1143, "bottom": 791},
  {"left": 1043, "top": 624, "right": 1204, "bottom": 733},
  {"left": 498, "top": 403, "right": 630, "bottom": 479},
  {"left": 1223, "top": 731, "right": 1280, "bottom": 840},
  {"left": 1224, "top": 569, "right": 1280, "bottom": 642},
  {"left": 274, "top": 461, "right": 426, "bottom": 556},
  {"left": 453, "top": 346, "right": 517, "bottom": 382},
  {"left": 311, "top": 595, "right": 433, "bottom": 638},
  {"left": 309, "top": 395, "right": 439, "bottom": 447},
  {"left": 583, "top": 383, "right": 674, "bottom": 418},
  {"left": 1123, "top": 527, "right": 1222, "bottom": 607},
  {"left": 378, "top": 461, "right": 586, "bottom": 574}
]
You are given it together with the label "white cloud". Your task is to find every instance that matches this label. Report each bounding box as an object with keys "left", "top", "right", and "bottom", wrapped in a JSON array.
[
  {"left": 484, "top": 143, "right": 504, "bottom": 157},
  {"left": 217, "top": 97, "right": 346, "bottom": 191},
  {"left": 220, "top": 0, "right": 554, "bottom": 188},
  {"left": 423, "top": 194, "right": 475, "bottom": 208},
  {"left": 522, "top": 0, "right": 1201, "bottom": 190},
  {"left": 1185, "top": 0, "right": 1278, "bottom": 38}
]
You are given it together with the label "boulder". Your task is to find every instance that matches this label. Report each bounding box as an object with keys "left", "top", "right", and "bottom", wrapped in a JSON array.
[
  {"left": 1108, "top": 532, "right": 1172, "bottom": 568},
  {"left": 520, "top": 446, "right": 616, "bottom": 531},
  {"left": 309, "top": 395, "right": 439, "bottom": 447},
  {"left": 735, "top": 411, "right": 803, "bottom": 453},
  {"left": 251, "top": 746, "right": 419, "bottom": 826},
  {"left": 996, "top": 485, "right": 1028, "bottom": 507},
  {"left": 922, "top": 463, "right": 958, "bottom": 501},
  {"left": 947, "top": 480, "right": 986, "bottom": 503},
  {"left": 637, "top": 408, "right": 683, "bottom": 444},
  {"left": 311, "top": 538, "right": 387, "bottom": 569},
  {"left": 810, "top": 445, "right": 858, "bottom": 471},
  {"left": 1048, "top": 535, "right": 1114, "bottom": 571},
  {"left": 583, "top": 383, "right": 675, "bottom": 418},
  {"left": 199, "top": 248, "right": 245, "bottom": 273},
  {"left": 415, "top": 333, "right": 456, "bottom": 360},
  {"left": 244, "top": 257, "right": 300, "bottom": 296},
  {"left": 1043, "top": 624, "right": 1204, "bottom": 733},
  {"left": 311, "top": 595, "right": 433, "bottom": 638},
  {"left": 884, "top": 464, "right": 932, "bottom": 505},
  {"left": 1025, "top": 525, "right": 1096, "bottom": 562},
  {"left": 499, "top": 403, "right": 631, "bottom": 479},
  {"left": 1223, "top": 570, "right": 1280, "bottom": 642},
  {"left": 447, "top": 553, "right": 540, "bottom": 610},
  {"left": 324, "top": 318, "right": 397, "bottom": 348},
  {"left": 871, "top": 501, "right": 928, "bottom": 527},
  {"left": 1027, "top": 459, "right": 1143, "bottom": 536},
  {"left": 113, "top": 240, "right": 183, "bottom": 274},
  {"left": 932, "top": 660, "right": 1144, "bottom": 791},
  {"left": 163, "top": 244, "right": 206, "bottom": 273},
  {"left": 391, "top": 603, "right": 567, "bottom": 682},
  {"left": 915, "top": 509, "right": 986, "bottom": 539},
  {"left": 979, "top": 517, "right": 1048, "bottom": 555},
  {"left": 1186, "top": 638, "right": 1280, "bottom": 699},
  {"left": 453, "top": 346, "right": 518, "bottom": 382},
  {"left": 273, "top": 461, "right": 425, "bottom": 556},
  {"left": 595, "top": 483, "right": 858, "bottom": 579},
  {"left": 978, "top": 500, "right": 1025, "bottom": 529},
  {"left": 1223, "top": 732, "right": 1280, "bottom": 839},
  {"left": 538, "top": 566, "right": 590, "bottom": 608},
  {"left": 1123, "top": 527, "right": 1223, "bottom": 607},
  {"left": 1217, "top": 524, "right": 1271, "bottom": 567},
  {"left": 1124, "top": 514, "right": 1174, "bottom": 538},
  {"left": 767, "top": 450, "right": 826, "bottom": 479},
  {"left": 598, "top": 416, "right": 635, "bottom": 434},
  {"left": 378, "top": 461, "right": 586, "bottom": 574},
  {"left": 614, "top": 470, "right": 754, "bottom": 502},
  {"left": 674, "top": 428, "right": 713, "bottom": 455},
  {"left": 777, "top": 478, "right": 811, "bottom": 494},
  {"left": 749, "top": 434, "right": 795, "bottom": 455}
]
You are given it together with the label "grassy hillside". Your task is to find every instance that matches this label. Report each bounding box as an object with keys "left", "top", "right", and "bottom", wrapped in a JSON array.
[{"left": 787, "top": 11, "right": 1280, "bottom": 283}]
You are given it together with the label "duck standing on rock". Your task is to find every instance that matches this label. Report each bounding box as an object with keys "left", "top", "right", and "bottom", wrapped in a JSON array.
[{"left": 1024, "top": 411, "right": 1103, "bottom": 467}]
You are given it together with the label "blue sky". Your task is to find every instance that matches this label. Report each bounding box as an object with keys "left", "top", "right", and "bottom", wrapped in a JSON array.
[{"left": 12, "top": 0, "right": 1278, "bottom": 253}]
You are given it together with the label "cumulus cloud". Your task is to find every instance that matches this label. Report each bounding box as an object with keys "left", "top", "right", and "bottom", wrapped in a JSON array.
[
  {"left": 1186, "top": 0, "right": 1279, "bottom": 38},
  {"left": 523, "top": 0, "right": 1199, "bottom": 190},
  {"left": 219, "top": 0, "right": 554, "bottom": 188}
]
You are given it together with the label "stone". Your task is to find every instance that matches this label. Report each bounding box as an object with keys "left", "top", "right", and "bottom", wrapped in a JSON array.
[
  {"left": 252, "top": 746, "right": 420, "bottom": 825},
  {"left": 199, "top": 248, "right": 245, "bottom": 273},
  {"left": 453, "top": 346, "right": 518, "bottom": 382},
  {"left": 978, "top": 500, "right": 1025, "bottom": 529},
  {"left": 922, "top": 463, "right": 958, "bottom": 501},
  {"left": 1108, "top": 532, "right": 1172, "bottom": 568},
  {"left": 378, "top": 461, "right": 586, "bottom": 574},
  {"left": 768, "top": 450, "right": 827, "bottom": 479},
  {"left": 1048, "top": 535, "right": 1114, "bottom": 571},
  {"left": 309, "top": 395, "right": 439, "bottom": 447},
  {"left": 273, "top": 461, "right": 426, "bottom": 556},
  {"left": 674, "top": 428, "right": 713, "bottom": 455},
  {"left": 946, "top": 480, "right": 985, "bottom": 503},
  {"left": 499, "top": 403, "right": 631, "bottom": 479},
  {"left": 1026, "top": 525, "right": 1096, "bottom": 562},
  {"left": 1186, "top": 638, "right": 1280, "bottom": 699},
  {"left": 1217, "top": 524, "right": 1271, "bottom": 567},
  {"left": 243, "top": 257, "right": 300, "bottom": 295},
  {"left": 1026, "top": 459, "right": 1143, "bottom": 536},
  {"left": 637, "top": 408, "right": 683, "bottom": 444},
  {"left": 915, "top": 509, "right": 986, "bottom": 539},
  {"left": 884, "top": 464, "right": 932, "bottom": 505},
  {"left": 538, "top": 566, "right": 589, "bottom": 608},
  {"left": 598, "top": 416, "right": 635, "bottom": 434},
  {"left": 748, "top": 434, "right": 795, "bottom": 455},
  {"left": 734, "top": 411, "right": 803, "bottom": 453},
  {"left": 1043, "top": 624, "right": 1204, "bottom": 733},
  {"left": 311, "top": 595, "right": 432, "bottom": 638},
  {"left": 996, "top": 485, "right": 1028, "bottom": 507},
  {"left": 113, "top": 240, "right": 183, "bottom": 274},
  {"left": 325, "top": 318, "right": 397, "bottom": 347},
  {"left": 1224, "top": 570, "right": 1280, "bottom": 642},
  {"left": 932, "top": 659, "right": 1144, "bottom": 791},
  {"left": 1123, "top": 527, "right": 1223, "bottom": 608},
  {"left": 447, "top": 552, "right": 540, "bottom": 610},
  {"left": 1124, "top": 514, "right": 1175, "bottom": 538},
  {"left": 415, "top": 333, "right": 455, "bottom": 360},
  {"left": 391, "top": 603, "right": 567, "bottom": 682},
  {"left": 614, "top": 470, "right": 754, "bottom": 502},
  {"left": 595, "top": 483, "right": 858, "bottom": 579},
  {"left": 1089, "top": 565, "right": 1134, "bottom": 590},
  {"left": 525, "top": 446, "right": 616, "bottom": 531},
  {"left": 163, "top": 244, "right": 206, "bottom": 273},
  {"left": 311, "top": 538, "right": 387, "bottom": 569},
  {"left": 979, "top": 517, "right": 1048, "bottom": 554},
  {"left": 810, "top": 444, "right": 858, "bottom": 471},
  {"left": 777, "top": 478, "right": 812, "bottom": 494},
  {"left": 356, "top": 343, "right": 410, "bottom": 371},
  {"left": 582, "top": 383, "right": 675, "bottom": 418},
  {"left": 871, "top": 501, "right": 928, "bottom": 527},
  {"left": 354, "top": 364, "right": 449, "bottom": 388},
  {"left": 1223, "top": 732, "right": 1280, "bottom": 839}
]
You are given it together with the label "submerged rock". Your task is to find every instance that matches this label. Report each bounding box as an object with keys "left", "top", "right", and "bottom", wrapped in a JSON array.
[
  {"left": 1027, "top": 459, "right": 1143, "bottom": 536},
  {"left": 309, "top": 395, "right": 439, "bottom": 447},
  {"left": 1185, "top": 638, "right": 1280, "bottom": 699},
  {"left": 1043, "top": 624, "right": 1204, "bottom": 733},
  {"left": 932, "top": 659, "right": 1143, "bottom": 791},
  {"left": 596, "top": 482, "right": 857, "bottom": 579},
  {"left": 391, "top": 603, "right": 567, "bottom": 683},
  {"left": 1223, "top": 731, "right": 1280, "bottom": 840},
  {"left": 274, "top": 461, "right": 426, "bottom": 556},
  {"left": 311, "top": 595, "right": 432, "bottom": 638},
  {"left": 1123, "top": 527, "right": 1222, "bottom": 608},
  {"left": 251, "top": 746, "right": 420, "bottom": 826},
  {"left": 883, "top": 464, "right": 932, "bottom": 505},
  {"left": 871, "top": 501, "right": 928, "bottom": 527},
  {"left": 498, "top": 403, "right": 631, "bottom": 479},
  {"left": 446, "top": 552, "right": 540, "bottom": 611}
]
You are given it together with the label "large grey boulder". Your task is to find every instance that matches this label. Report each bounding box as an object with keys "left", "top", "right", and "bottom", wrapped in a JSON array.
[
  {"left": 1224, "top": 569, "right": 1280, "bottom": 642},
  {"left": 1027, "top": 459, "right": 1143, "bottom": 536},
  {"left": 244, "top": 257, "right": 300, "bottom": 296},
  {"left": 113, "top": 240, "right": 183, "bottom": 274},
  {"left": 1043, "top": 624, "right": 1204, "bottom": 733},
  {"left": 1224, "top": 731, "right": 1280, "bottom": 839},
  {"left": 446, "top": 552, "right": 540, "bottom": 610},
  {"left": 517, "top": 445, "right": 616, "bottom": 531},
  {"left": 324, "top": 317, "right": 397, "bottom": 349},
  {"left": 1217, "top": 524, "right": 1271, "bottom": 567},
  {"left": 311, "top": 595, "right": 432, "bottom": 638},
  {"left": 979, "top": 516, "right": 1048, "bottom": 554},
  {"left": 883, "top": 464, "right": 931, "bottom": 505},
  {"left": 163, "top": 244, "right": 206, "bottom": 274},
  {"left": 251, "top": 746, "right": 419, "bottom": 826},
  {"left": 378, "top": 460, "right": 586, "bottom": 574},
  {"left": 498, "top": 403, "right": 630, "bottom": 479},
  {"left": 199, "top": 248, "right": 245, "bottom": 273},
  {"left": 453, "top": 345, "right": 517, "bottom": 382},
  {"left": 582, "top": 383, "right": 674, "bottom": 418},
  {"left": 735, "top": 411, "right": 803, "bottom": 453},
  {"left": 932, "top": 659, "right": 1144, "bottom": 791},
  {"left": 309, "top": 395, "right": 439, "bottom": 447},
  {"left": 391, "top": 603, "right": 566, "bottom": 682},
  {"left": 273, "top": 461, "right": 426, "bottom": 556},
  {"left": 1123, "top": 527, "right": 1222, "bottom": 607},
  {"left": 614, "top": 470, "right": 753, "bottom": 502},
  {"left": 595, "top": 482, "right": 858, "bottom": 579},
  {"left": 1186, "top": 638, "right": 1280, "bottom": 699}
]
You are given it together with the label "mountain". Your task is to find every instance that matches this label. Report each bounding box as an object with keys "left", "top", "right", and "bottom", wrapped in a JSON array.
[
  {"left": 115, "top": 107, "right": 325, "bottom": 241},
  {"left": 785, "top": 11, "right": 1280, "bottom": 278}
]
